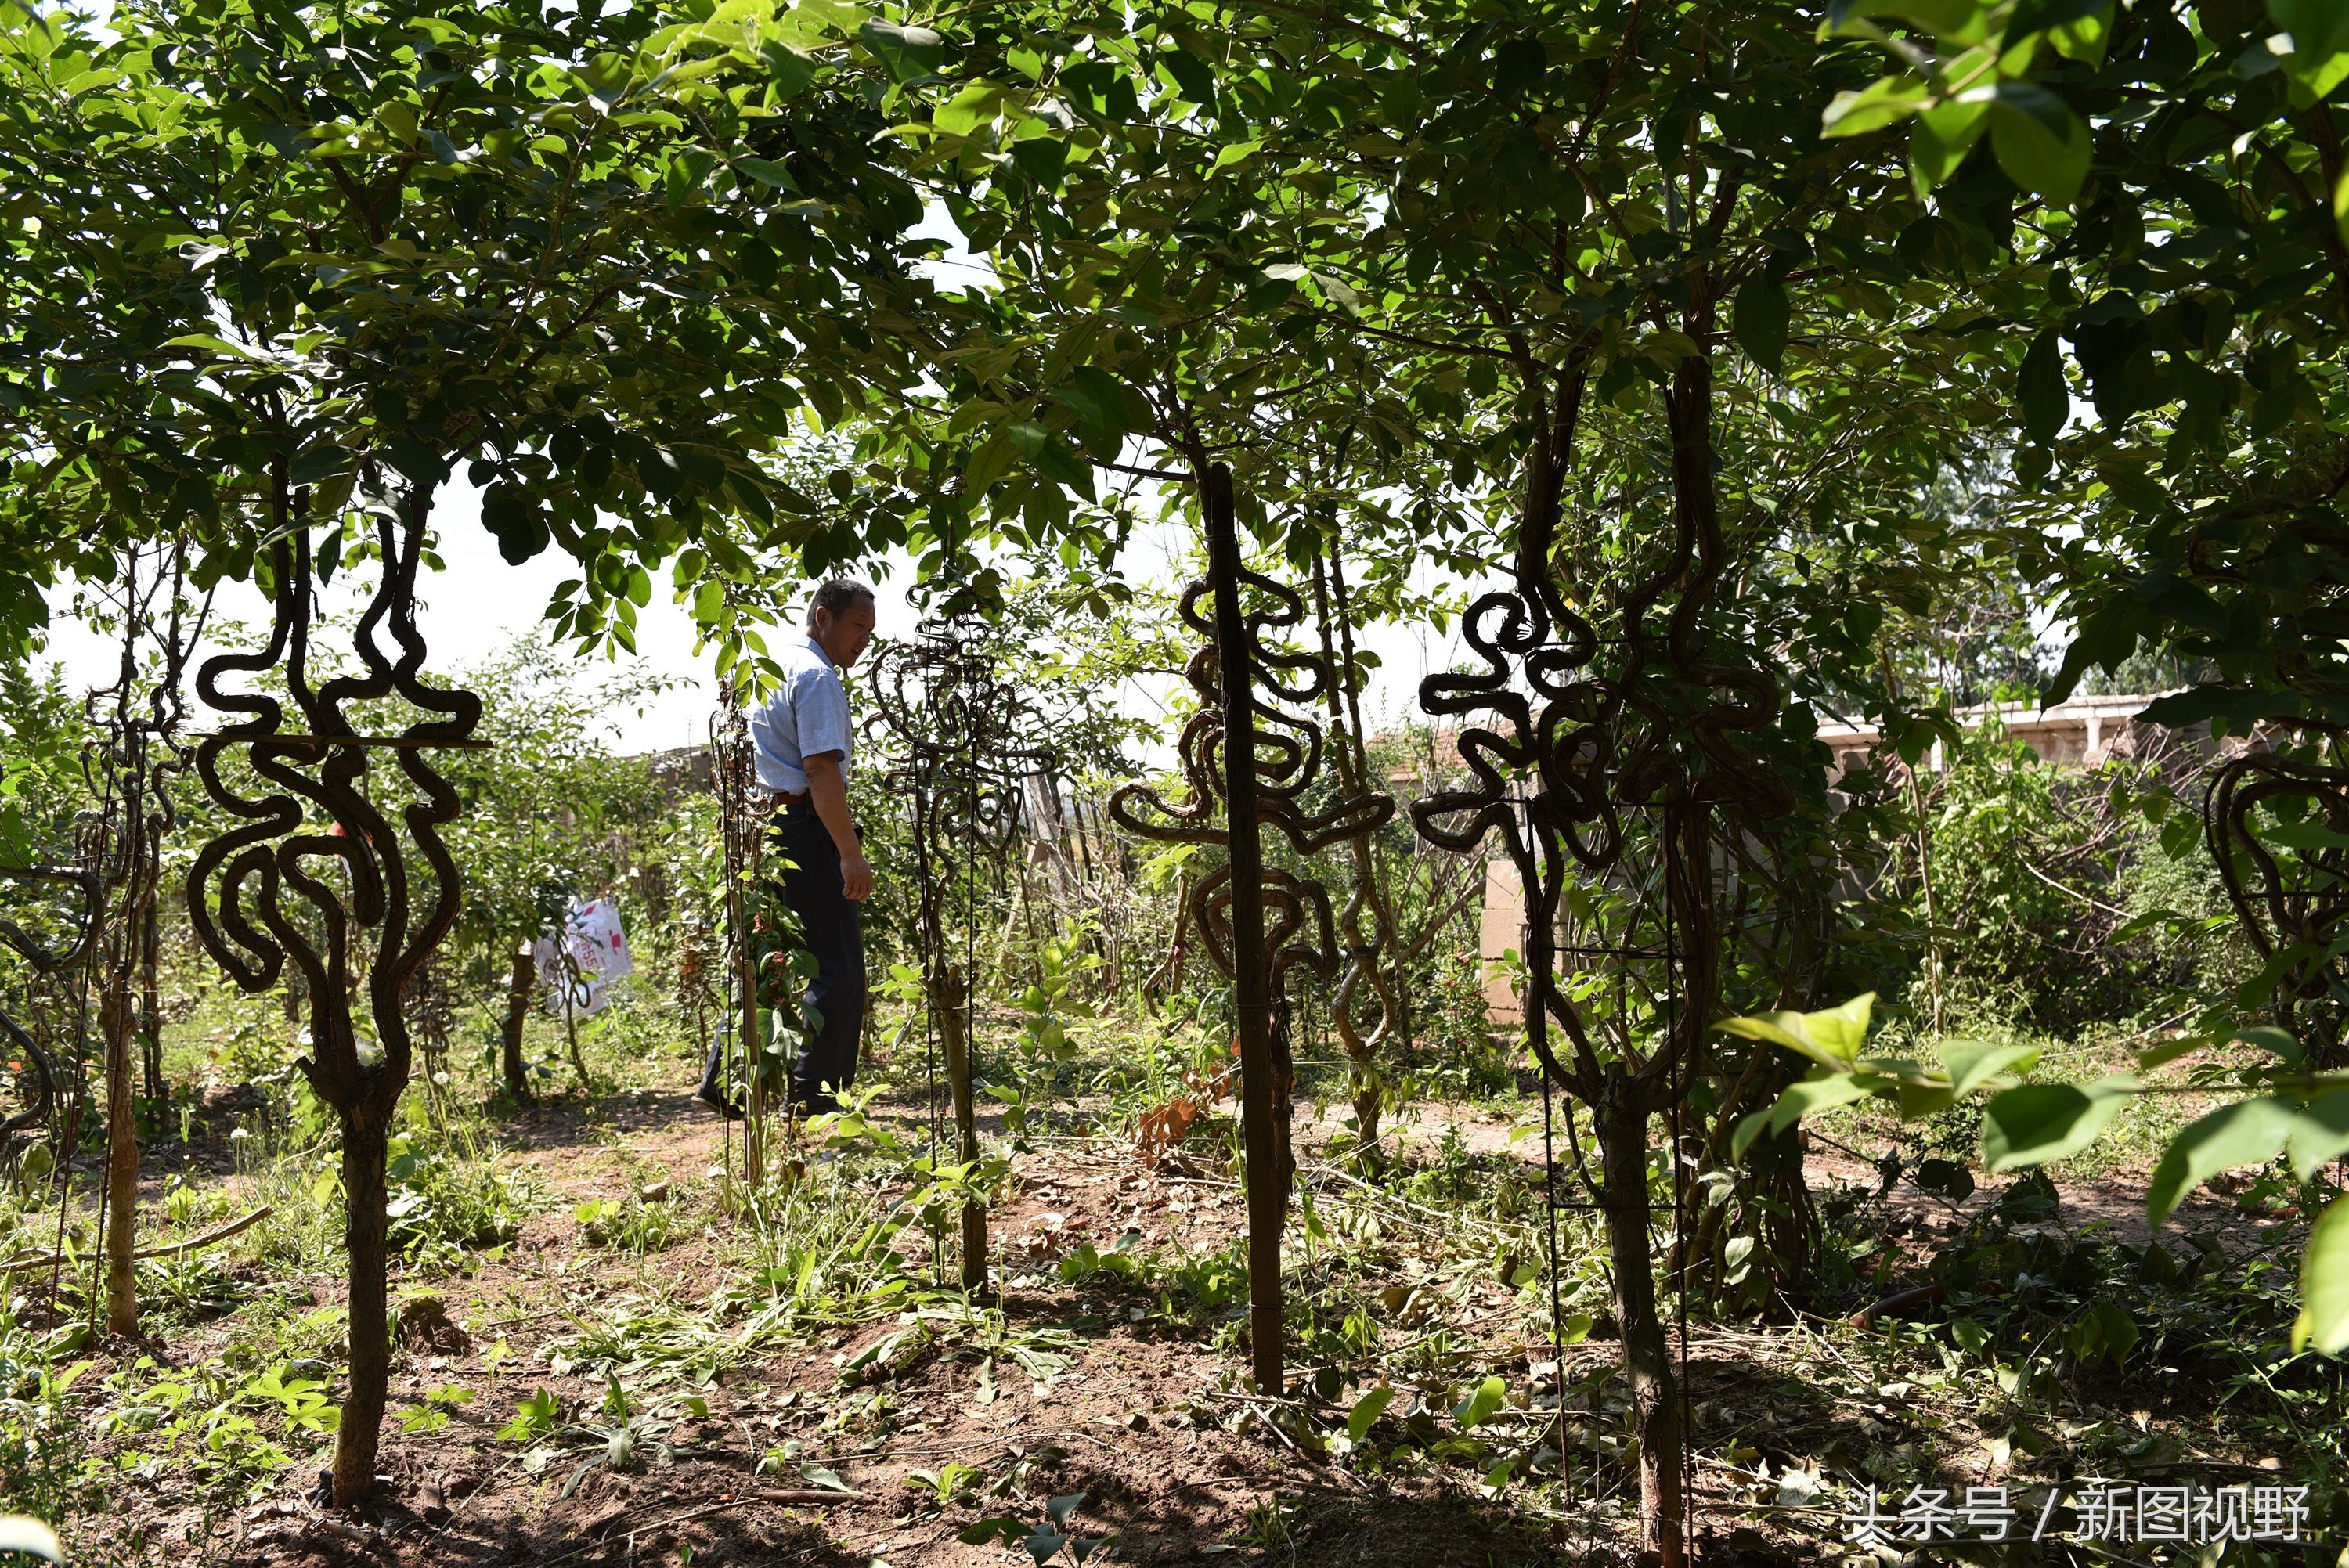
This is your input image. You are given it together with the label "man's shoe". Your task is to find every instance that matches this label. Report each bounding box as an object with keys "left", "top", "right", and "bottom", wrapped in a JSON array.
[{"left": 693, "top": 1087, "right": 744, "bottom": 1122}]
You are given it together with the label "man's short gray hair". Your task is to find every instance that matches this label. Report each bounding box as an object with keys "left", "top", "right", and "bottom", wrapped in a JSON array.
[{"left": 805, "top": 579, "right": 876, "bottom": 629}]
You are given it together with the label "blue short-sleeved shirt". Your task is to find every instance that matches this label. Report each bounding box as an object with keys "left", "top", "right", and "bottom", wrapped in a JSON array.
[{"left": 750, "top": 635, "right": 853, "bottom": 795}]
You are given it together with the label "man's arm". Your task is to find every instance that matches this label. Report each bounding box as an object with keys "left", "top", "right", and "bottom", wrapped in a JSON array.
[{"left": 803, "top": 752, "right": 873, "bottom": 902}]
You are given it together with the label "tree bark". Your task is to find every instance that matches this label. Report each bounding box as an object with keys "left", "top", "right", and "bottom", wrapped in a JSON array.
[
  {"left": 500, "top": 944, "right": 536, "bottom": 1102},
  {"left": 560, "top": 964, "right": 590, "bottom": 1090},
  {"left": 1203, "top": 463, "right": 1287, "bottom": 1395},
  {"left": 102, "top": 980, "right": 139, "bottom": 1337},
  {"left": 933, "top": 965, "right": 987, "bottom": 1294},
  {"left": 139, "top": 907, "right": 165, "bottom": 1103},
  {"left": 1597, "top": 1088, "right": 1685, "bottom": 1568},
  {"left": 332, "top": 1108, "right": 392, "bottom": 1507}
]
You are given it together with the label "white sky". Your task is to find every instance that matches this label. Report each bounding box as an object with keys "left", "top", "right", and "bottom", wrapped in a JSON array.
[{"left": 33, "top": 480, "right": 1478, "bottom": 761}]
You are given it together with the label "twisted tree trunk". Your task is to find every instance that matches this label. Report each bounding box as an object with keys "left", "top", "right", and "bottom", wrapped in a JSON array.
[
  {"left": 500, "top": 944, "right": 536, "bottom": 1102},
  {"left": 933, "top": 965, "right": 986, "bottom": 1293},
  {"left": 1597, "top": 1087, "right": 1685, "bottom": 1568},
  {"left": 333, "top": 1108, "right": 392, "bottom": 1504},
  {"left": 139, "top": 907, "right": 165, "bottom": 1102},
  {"left": 1203, "top": 464, "right": 1287, "bottom": 1396}
]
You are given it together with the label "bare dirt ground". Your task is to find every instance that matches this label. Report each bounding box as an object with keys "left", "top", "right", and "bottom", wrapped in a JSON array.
[
  {"left": 80, "top": 1082, "right": 1584, "bottom": 1568},
  {"left": 67, "top": 1066, "right": 2265, "bottom": 1568}
]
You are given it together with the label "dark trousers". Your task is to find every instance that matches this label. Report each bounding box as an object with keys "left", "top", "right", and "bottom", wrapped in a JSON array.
[{"left": 699, "top": 807, "right": 865, "bottom": 1114}]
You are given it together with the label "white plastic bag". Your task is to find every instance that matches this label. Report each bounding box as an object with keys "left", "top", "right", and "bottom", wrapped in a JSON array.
[{"left": 535, "top": 896, "right": 634, "bottom": 1016}]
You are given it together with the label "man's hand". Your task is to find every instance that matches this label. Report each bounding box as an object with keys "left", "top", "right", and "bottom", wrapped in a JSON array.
[{"left": 840, "top": 849, "right": 875, "bottom": 903}]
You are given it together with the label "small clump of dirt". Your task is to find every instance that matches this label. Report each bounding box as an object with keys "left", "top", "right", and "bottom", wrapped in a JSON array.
[{"left": 395, "top": 1294, "right": 471, "bottom": 1355}]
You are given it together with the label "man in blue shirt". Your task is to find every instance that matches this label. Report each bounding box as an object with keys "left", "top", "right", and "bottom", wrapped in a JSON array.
[{"left": 698, "top": 579, "right": 877, "bottom": 1119}]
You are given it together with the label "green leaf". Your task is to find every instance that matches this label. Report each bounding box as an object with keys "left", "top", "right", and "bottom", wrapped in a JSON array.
[
  {"left": 2288, "top": 1090, "right": 2349, "bottom": 1181},
  {"left": 1935, "top": 1038, "right": 2042, "bottom": 1098},
  {"left": 1051, "top": 367, "right": 1135, "bottom": 461},
  {"left": 1987, "top": 83, "right": 2091, "bottom": 207},
  {"left": 0, "top": 1517, "right": 63, "bottom": 1562},
  {"left": 1914, "top": 1157, "right": 1975, "bottom": 1202},
  {"left": 1028, "top": 432, "right": 1096, "bottom": 498},
  {"left": 1828, "top": 0, "right": 1988, "bottom": 32},
  {"left": 161, "top": 332, "right": 262, "bottom": 362},
  {"left": 2234, "top": 1025, "right": 2305, "bottom": 1067},
  {"left": 1158, "top": 49, "right": 1215, "bottom": 104},
  {"left": 290, "top": 442, "right": 353, "bottom": 486},
  {"left": 1778, "top": 1072, "right": 1876, "bottom": 1121},
  {"left": 2292, "top": 1195, "right": 2349, "bottom": 1354},
  {"left": 2018, "top": 330, "right": 2067, "bottom": 445},
  {"left": 2006, "top": 0, "right": 2110, "bottom": 31},
  {"left": 2258, "top": 820, "right": 2349, "bottom": 851},
  {"left": 1713, "top": 993, "right": 1875, "bottom": 1069},
  {"left": 1980, "top": 1079, "right": 2133, "bottom": 1172},
  {"left": 2047, "top": 8, "right": 2111, "bottom": 64},
  {"left": 2271, "top": 0, "right": 2349, "bottom": 102},
  {"left": 482, "top": 482, "right": 550, "bottom": 565},
  {"left": 762, "top": 43, "right": 817, "bottom": 99},
  {"left": 1820, "top": 74, "right": 1932, "bottom": 139},
  {"left": 1894, "top": 1076, "right": 1958, "bottom": 1120},
  {"left": 1731, "top": 1073, "right": 1874, "bottom": 1160},
  {"left": 1452, "top": 1374, "right": 1506, "bottom": 1430},
  {"left": 858, "top": 20, "right": 944, "bottom": 83},
  {"left": 2136, "top": 1033, "right": 2214, "bottom": 1072},
  {"left": 1345, "top": 1382, "right": 1395, "bottom": 1443},
  {"left": 736, "top": 157, "right": 796, "bottom": 189},
  {"left": 799, "top": 1462, "right": 855, "bottom": 1493},
  {"left": 1733, "top": 275, "right": 1788, "bottom": 373},
  {"left": 2146, "top": 1098, "right": 2295, "bottom": 1227},
  {"left": 933, "top": 80, "right": 1002, "bottom": 139},
  {"left": 2069, "top": 1299, "right": 2138, "bottom": 1364},
  {"left": 1910, "top": 96, "right": 1990, "bottom": 193}
]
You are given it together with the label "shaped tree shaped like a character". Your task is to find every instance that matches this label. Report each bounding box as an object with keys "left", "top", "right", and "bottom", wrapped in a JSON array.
[
  {"left": 1110, "top": 466, "right": 1394, "bottom": 1393},
  {"left": 1411, "top": 415, "right": 1790, "bottom": 1568},
  {"left": 864, "top": 614, "right": 1061, "bottom": 1294},
  {"left": 186, "top": 500, "right": 479, "bottom": 1506}
]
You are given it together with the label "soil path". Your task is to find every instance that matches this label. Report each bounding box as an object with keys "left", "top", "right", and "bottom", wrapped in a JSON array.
[{"left": 82, "top": 1062, "right": 2266, "bottom": 1567}]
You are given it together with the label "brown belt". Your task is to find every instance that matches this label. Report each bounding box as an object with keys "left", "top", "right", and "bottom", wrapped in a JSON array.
[{"left": 772, "top": 790, "right": 810, "bottom": 807}]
